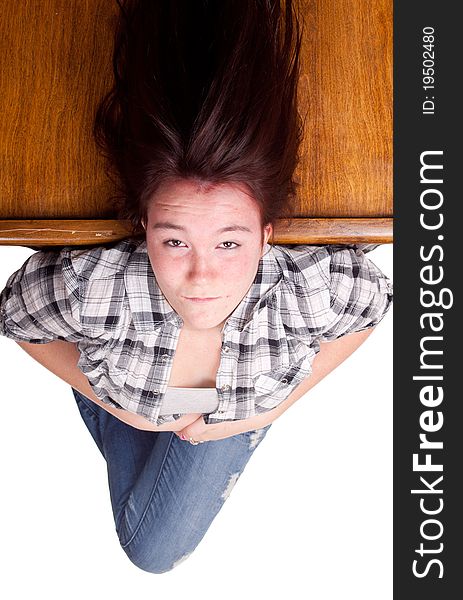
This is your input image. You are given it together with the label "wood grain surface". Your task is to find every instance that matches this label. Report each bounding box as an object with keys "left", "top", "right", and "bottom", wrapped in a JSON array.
[
  {"left": 0, "top": 0, "right": 392, "bottom": 244},
  {"left": 0, "top": 218, "right": 392, "bottom": 248}
]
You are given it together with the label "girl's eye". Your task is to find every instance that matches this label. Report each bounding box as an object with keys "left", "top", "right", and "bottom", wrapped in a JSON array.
[
  {"left": 164, "top": 240, "right": 240, "bottom": 249},
  {"left": 164, "top": 239, "right": 186, "bottom": 248}
]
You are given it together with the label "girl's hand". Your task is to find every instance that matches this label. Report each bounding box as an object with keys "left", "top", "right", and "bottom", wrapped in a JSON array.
[
  {"left": 175, "top": 409, "right": 278, "bottom": 443},
  {"left": 175, "top": 415, "right": 233, "bottom": 443},
  {"left": 157, "top": 412, "right": 204, "bottom": 432}
]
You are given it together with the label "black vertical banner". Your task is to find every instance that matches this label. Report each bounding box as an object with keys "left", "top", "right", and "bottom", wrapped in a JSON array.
[{"left": 394, "top": 2, "right": 460, "bottom": 597}]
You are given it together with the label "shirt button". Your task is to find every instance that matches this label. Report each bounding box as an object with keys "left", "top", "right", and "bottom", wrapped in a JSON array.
[
  {"left": 281, "top": 378, "right": 288, "bottom": 384},
  {"left": 217, "top": 410, "right": 225, "bottom": 414},
  {"left": 220, "top": 384, "right": 231, "bottom": 392},
  {"left": 222, "top": 345, "right": 230, "bottom": 353},
  {"left": 161, "top": 354, "right": 169, "bottom": 361}
]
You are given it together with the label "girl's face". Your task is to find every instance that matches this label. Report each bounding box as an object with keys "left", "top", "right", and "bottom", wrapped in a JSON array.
[{"left": 143, "top": 180, "right": 272, "bottom": 332}]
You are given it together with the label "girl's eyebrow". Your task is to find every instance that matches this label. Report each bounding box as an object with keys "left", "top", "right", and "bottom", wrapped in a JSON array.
[{"left": 151, "top": 222, "right": 252, "bottom": 234}]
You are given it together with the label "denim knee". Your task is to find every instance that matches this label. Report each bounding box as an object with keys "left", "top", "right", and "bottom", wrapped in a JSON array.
[{"left": 122, "top": 539, "right": 195, "bottom": 574}]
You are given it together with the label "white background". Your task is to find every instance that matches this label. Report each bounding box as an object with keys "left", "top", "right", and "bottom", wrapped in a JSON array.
[{"left": 0, "top": 244, "right": 392, "bottom": 600}]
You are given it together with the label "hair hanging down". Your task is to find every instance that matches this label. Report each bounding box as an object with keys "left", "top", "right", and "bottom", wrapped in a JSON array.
[{"left": 93, "top": 0, "right": 306, "bottom": 239}]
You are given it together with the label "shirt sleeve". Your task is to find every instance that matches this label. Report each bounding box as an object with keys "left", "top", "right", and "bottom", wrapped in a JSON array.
[
  {"left": 0, "top": 248, "right": 84, "bottom": 344},
  {"left": 318, "top": 245, "right": 393, "bottom": 342}
]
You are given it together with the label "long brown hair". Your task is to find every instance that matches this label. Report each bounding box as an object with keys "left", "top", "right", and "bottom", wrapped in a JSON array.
[{"left": 93, "top": 0, "right": 306, "bottom": 240}]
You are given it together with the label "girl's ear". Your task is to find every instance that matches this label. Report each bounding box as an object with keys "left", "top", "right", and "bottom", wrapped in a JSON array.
[
  {"left": 261, "top": 223, "right": 274, "bottom": 256},
  {"left": 264, "top": 223, "right": 273, "bottom": 245}
]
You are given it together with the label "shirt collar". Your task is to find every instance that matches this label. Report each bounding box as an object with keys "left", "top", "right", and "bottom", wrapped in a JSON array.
[
  {"left": 124, "top": 240, "right": 283, "bottom": 333},
  {"left": 224, "top": 244, "right": 283, "bottom": 331}
]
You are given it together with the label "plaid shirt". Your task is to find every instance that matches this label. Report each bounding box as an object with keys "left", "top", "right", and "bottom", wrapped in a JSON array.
[{"left": 0, "top": 239, "right": 393, "bottom": 426}]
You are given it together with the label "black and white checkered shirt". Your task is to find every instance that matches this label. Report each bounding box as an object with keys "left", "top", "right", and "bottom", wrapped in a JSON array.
[{"left": 0, "top": 239, "right": 393, "bottom": 426}]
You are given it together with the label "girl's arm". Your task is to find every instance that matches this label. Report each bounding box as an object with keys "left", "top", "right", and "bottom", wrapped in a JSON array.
[
  {"left": 15, "top": 339, "right": 201, "bottom": 432},
  {"left": 178, "top": 327, "right": 377, "bottom": 441}
]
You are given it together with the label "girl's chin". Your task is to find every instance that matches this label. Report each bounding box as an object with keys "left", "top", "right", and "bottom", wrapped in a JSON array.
[{"left": 180, "top": 314, "right": 227, "bottom": 331}]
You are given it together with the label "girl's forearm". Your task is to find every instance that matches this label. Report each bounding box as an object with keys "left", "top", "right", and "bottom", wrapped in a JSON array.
[
  {"left": 16, "top": 339, "right": 101, "bottom": 402},
  {"left": 219, "top": 328, "right": 377, "bottom": 437},
  {"left": 15, "top": 340, "right": 199, "bottom": 432}
]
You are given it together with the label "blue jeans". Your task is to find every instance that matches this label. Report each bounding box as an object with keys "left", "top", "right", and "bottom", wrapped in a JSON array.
[{"left": 71, "top": 388, "right": 271, "bottom": 574}]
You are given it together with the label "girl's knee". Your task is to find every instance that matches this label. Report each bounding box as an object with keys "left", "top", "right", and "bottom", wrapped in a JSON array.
[{"left": 122, "top": 541, "right": 195, "bottom": 574}]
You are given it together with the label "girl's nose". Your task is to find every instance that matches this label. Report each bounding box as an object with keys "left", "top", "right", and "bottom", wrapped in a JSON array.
[{"left": 188, "top": 254, "right": 214, "bottom": 279}]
